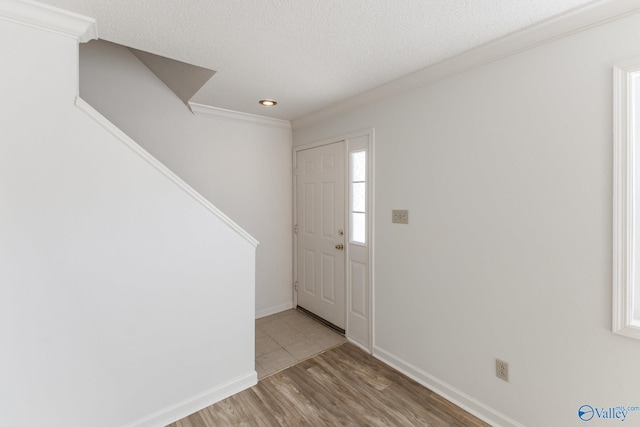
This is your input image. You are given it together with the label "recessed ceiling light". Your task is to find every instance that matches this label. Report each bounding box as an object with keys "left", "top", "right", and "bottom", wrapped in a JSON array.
[{"left": 259, "top": 99, "right": 277, "bottom": 106}]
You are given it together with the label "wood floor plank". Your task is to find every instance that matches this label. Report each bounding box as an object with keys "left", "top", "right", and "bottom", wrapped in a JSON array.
[{"left": 168, "top": 343, "right": 490, "bottom": 427}]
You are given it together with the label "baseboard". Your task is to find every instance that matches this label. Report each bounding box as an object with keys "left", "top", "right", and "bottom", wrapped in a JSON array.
[
  {"left": 123, "top": 370, "right": 257, "bottom": 427},
  {"left": 347, "top": 337, "right": 371, "bottom": 354},
  {"left": 373, "top": 347, "right": 524, "bottom": 427},
  {"left": 255, "top": 301, "right": 293, "bottom": 319}
]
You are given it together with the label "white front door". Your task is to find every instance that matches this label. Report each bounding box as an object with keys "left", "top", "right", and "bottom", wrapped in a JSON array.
[{"left": 296, "top": 141, "right": 346, "bottom": 329}]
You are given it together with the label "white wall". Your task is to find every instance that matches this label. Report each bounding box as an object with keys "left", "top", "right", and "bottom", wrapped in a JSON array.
[
  {"left": 294, "top": 11, "right": 640, "bottom": 427},
  {"left": 0, "top": 9, "right": 256, "bottom": 427},
  {"left": 79, "top": 40, "right": 293, "bottom": 318}
]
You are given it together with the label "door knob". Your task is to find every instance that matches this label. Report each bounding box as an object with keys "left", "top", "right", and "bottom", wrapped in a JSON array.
[{"left": 335, "top": 244, "right": 344, "bottom": 250}]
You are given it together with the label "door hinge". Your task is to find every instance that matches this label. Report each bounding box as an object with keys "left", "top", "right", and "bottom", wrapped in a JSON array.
[
  {"left": 294, "top": 224, "right": 298, "bottom": 234},
  {"left": 294, "top": 282, "right": 298, "bottom": 291},
  {"left": 294, "top": 168, "right": 298, "bottom": 176}
]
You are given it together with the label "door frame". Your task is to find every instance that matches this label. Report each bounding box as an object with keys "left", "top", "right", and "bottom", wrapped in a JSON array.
[{"left": 293, "top": 128, "right": 375, "bottom": 353}]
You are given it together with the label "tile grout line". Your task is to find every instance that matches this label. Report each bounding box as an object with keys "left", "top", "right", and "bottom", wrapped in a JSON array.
[
  {"left": 257, "top": 342, "right": 348, "bottom": 381},
  {"left": 255, "top": 309, "right": 347, "bottom": 379}
]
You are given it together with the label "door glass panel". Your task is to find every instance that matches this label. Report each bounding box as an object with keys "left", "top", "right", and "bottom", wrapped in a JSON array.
[
  {"left": 352, "top": 182, "right": 366, "bottom": 213},
  {"left": 350, "top": 150, "right": 366, "bottom": 245},
  {"left": 352, "top": 151, "right": 366, "bottom": 181},
  {"left": 351, "top": 212, "right": 366, "bottom": 244}
]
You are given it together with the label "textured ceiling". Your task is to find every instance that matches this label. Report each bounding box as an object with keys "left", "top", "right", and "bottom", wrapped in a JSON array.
[{"left": 37, "top": 0, "right": 597, "bottom": 120}]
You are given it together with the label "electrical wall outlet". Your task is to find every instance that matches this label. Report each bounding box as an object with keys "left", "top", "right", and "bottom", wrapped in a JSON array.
[
  {"left": 392, "top": 210, "right": 409, "bottom": 224},
  {"left": 496, "top": 359, "right": 509, "bottom": 382}
]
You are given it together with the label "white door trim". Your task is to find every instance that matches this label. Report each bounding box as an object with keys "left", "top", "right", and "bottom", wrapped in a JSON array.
[{"left": 293, "top": 128, "right": 375, "bottom": 353}]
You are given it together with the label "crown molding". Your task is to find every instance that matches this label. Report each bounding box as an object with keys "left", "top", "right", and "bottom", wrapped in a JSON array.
[
  {"left": 0, "top": 0, "right": 97, "bottom": 42},
  {"left": 292, "top": 0, "right": 640, "bottom": 129},
  {"left": 189, "top": 102, "right": 291, "bottom": 130}
]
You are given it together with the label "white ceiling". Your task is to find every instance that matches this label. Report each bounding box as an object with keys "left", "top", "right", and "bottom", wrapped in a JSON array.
[{"left": 37, "top": 0, "right": 597, "bottom": 121}]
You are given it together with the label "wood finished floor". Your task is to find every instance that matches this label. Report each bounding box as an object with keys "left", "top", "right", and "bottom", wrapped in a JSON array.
[{"left": 169, "top": 343, "right": 489, "bottom": 427}]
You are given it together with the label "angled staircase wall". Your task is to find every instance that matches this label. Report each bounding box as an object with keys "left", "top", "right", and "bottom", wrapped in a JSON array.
[
  {"left": 78, "top": 39, "right": 294, "bottom": 319},
  {"left": 0, "top": 2, "right": 257, "bottom": 426}
]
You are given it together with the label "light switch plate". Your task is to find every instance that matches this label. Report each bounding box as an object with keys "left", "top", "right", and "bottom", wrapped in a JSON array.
[{"left": 392, "top": 210, "right": 409, "bottom": 224}]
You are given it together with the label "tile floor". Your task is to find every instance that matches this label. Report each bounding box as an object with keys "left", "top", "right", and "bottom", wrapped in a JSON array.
[{"left": 255, "top": 309, "right": 347, "bottom": 379}]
